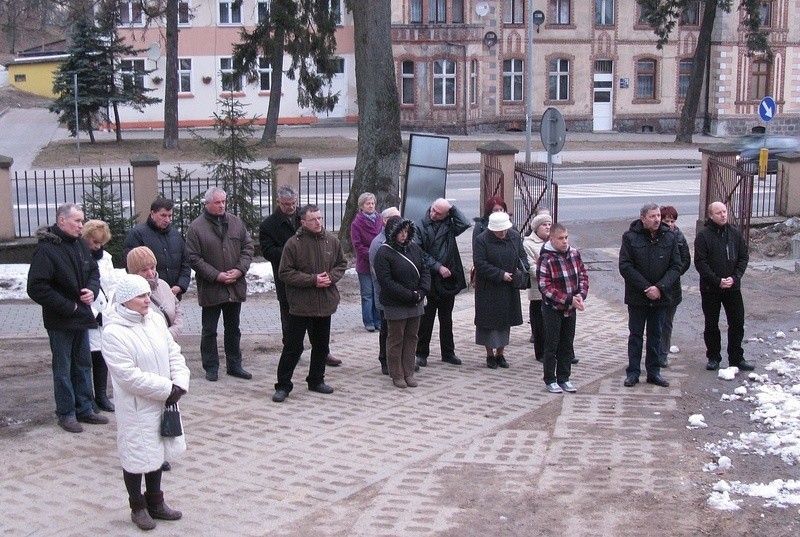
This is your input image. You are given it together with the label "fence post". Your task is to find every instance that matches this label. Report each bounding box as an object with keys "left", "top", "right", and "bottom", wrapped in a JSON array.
[
  {"left": 476, "top": 141, "right": 518, "bottom": 211},
  {"left": 0, "top": 155, "right": 14, "bottom": 240},
  {"left": 130, "top": 154, "right": 160, "bottom": 223},
  {"left": 268, "top": 154, "right": 301, "bottom": 202},
  {"left": 776, "top": 152, "right": 800, "bottom": 216}
]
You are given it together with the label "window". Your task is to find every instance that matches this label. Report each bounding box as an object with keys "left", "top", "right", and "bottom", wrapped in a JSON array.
[
  {"left": 470, "top": 59, "right": 478, "bottom": 105},
  {"left": 119, "top": 1, "right": 143, "bottom": 26},
  {"left": 329, "top": 0, "right": 342, "bottom": 25},
  {"left": 14, "top": 74, "right": 26, "bottom": 83},
  {"left": 548, "top": 59, "right": 569, "bottom": 101},
  {"left": 680, "top": 1, "right": 700, "bottom": 25},
  {"left": 430, "top": 0, "right": 446, "bottom": 23},
  {"left": 410, "top": 0, "right": 422, "bottom": 23},
  {"left": 433, "top": 59, "right": 455, "bottom": 105},
  {"left": 504, "top": 0, "right": 524, "bottom": 24},
  {"left": 759, "top": 2, "right": 772, "bottom": 27},
  {"left": 748, "top": 59, "right": 770, "bottom": 101},
  {"left": 595, "top": 0, "right": 613, "bottom": 26},
  {"left": 638, "top": 3, "right": 653, "bottom": 24},
  {"left": 178, "top": 58, "right": 192, "bottom": 93},
  {"left": 401, "top": 60, "right": 415, "bottom": 105},
  {"left": 452, "top": 0, "right": 464, "bottom": 23},
  {"left": 635, "top": 59, "right": 656, "bottom": 99},
  {"left": 257, "top": 58, "right": 272, "bottom": 91},
  {"left": 218, "top": 1, "right": 241, "bottom": 24},
  {"left": 178, "top": 1, "right": 190, "bottom": 25},
  {"left": 550, "top": 0, "right": 570, "bottom": 25},
  {"left": 503, "top": 58, "right": 524, "bottom": 101},
  {"left": 220, "top": 57, "right": 242, "bottom": 92},
  {"left": 120, "top": 59, "right": 146, "bottom": 92},
  {"left": 678, "top": 59, "right": 693, "bottom": 98},
  {"left": 257, "top": 1, "right": 270, "bottom": 23}
]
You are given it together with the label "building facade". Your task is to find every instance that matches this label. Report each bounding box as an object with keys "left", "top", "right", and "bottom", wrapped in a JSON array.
[{"left": 11, "top": 1, "right": 798, "bottom": 136}]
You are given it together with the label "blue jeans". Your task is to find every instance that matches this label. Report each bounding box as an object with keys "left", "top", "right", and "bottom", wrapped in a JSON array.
[
  {"left": 48, "top": 329, "right": 94, "bottom": 418},
  {"left": 358, "top": 272, "right": 380, "bottom": 329},
  {"left": 201, "top": 302, "right": 243, "bottom": 373},
  {"left": 626, "top": 305, "right": 666, "bottom": 378}
]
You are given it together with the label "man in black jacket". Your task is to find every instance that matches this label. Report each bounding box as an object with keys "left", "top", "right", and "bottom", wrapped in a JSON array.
[
  {"left": 122, "top": 198, "right": 191, "bottom": 298},
  {"left": 27, "top": 204, "right": 109, "bottom": 433},
  {"left": 694, "top": 201, "right": 754, "bottom": 372},
  {"left": 619, "top": 203, "right": 682, "bottom": 388}
]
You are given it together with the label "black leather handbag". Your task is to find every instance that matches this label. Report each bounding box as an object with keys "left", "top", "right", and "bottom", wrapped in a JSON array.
[{"left": 160, "top": 403, "right": 183, "bottom": 437}]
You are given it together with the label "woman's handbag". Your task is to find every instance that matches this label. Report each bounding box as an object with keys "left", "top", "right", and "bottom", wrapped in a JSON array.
[
  {"left": 511, "top": 259, "right": 531, "bottom": 290},
  {"left": 160, "top": 403, "right": 183, "bottom": 437}
]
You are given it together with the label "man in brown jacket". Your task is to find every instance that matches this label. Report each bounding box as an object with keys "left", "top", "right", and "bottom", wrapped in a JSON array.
[
  {"left": 186, "top": 187, "right": 254, "bottom": 381},
  {"left": 271, "top": 204, "right": 347, "bottom": 402}
]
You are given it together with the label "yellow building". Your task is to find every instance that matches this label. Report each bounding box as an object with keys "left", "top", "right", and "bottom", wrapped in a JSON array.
[{"left": 6, "top": 55, "right": 67, "bottom": 98}]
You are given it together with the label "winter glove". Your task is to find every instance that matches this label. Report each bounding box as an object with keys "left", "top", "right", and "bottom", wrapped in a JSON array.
[{"left": 165, "top": 384, "right": 186, "bottom": 405}]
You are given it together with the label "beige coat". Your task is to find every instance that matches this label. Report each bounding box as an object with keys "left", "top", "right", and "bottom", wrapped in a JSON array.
[{"left": 523, "top": 232, "right": 546, "bottom": 302}]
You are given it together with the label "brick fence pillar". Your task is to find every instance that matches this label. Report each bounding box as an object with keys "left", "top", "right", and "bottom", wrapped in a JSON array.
[
  {"left": 130, "top": 154, "right": 160, "bottom": 223},
  {"left": 0, "top": 155, "right": 15, "bottom": 240},
  {"left": 268, "top": 154, "right": 301, "bottom": 204},
  {"left": 776, "top": 152, "right": 800, "bottom": 216},
  {"left": 476, "top": 141, "right": 518, "bottom": 213}
]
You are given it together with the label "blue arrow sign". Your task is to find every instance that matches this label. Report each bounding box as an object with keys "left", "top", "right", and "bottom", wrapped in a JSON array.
[{"left": 759, "top": 96, "right": 776, "bottom": 122}]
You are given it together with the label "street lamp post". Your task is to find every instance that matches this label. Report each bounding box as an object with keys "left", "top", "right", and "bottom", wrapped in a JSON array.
[{"left": 525, "top": 7, "right": 545, "bottom": 165}]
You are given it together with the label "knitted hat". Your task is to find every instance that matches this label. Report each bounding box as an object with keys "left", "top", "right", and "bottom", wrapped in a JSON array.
[
  {"left": 126, "top": 246, "right": 157, "bottom": 275},
  {"left": 487, "top": 212, "right": 512, "bottom": 232},
  {"left": 531, "top": 214, "right": 552, "bottom": 233},
  {"left": 114, "top": 274, "right": 151, "bottom": 305}
]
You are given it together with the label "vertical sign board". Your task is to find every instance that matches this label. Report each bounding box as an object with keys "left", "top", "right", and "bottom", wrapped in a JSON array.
[{"left": 402, "top": 134, "right": 450, "bottom": 225}]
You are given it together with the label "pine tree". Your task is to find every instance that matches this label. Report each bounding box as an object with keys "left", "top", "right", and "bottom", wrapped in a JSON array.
[
  {"left": 82, "top": 168, "right": 138, "bottom": 265},
  {"left": 199, "top": 97, "right": 272, "bottom": 233}
]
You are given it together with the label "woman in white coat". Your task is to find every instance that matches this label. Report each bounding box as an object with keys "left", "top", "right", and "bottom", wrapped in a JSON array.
[
  {"left": 102, "top": 274, "right": 190, "bottom": 531},
  {"left": 82, "top": 220, "right": 120, "bottom": 412}
]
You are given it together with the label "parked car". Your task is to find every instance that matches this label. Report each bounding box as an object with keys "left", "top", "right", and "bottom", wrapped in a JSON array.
[{"left": 732, "top": 134, "right": 800, "bottom": 173}]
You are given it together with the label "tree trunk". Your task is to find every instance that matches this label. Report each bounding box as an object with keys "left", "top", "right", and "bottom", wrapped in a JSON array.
[
  {"left": 261, "top": 28, "right": 285, "bottom": 147},
  {"left": 339, "top": 0, "right": 402, "bottom": 250},
  {"left": 112, "top": 102, "right": 122, "bottom": 141},
  {"left": 676, "top": 1, "right": 718, "bottom": 143},
  {"left": 163, "top": 0, "right": 180, "bottom": 149}
]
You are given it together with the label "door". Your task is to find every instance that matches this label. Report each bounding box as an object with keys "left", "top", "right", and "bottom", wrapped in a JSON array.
[
  {"left": 593, "top": 60, "right": 613, "bottom": 131},
  {"left": 326, "top": 57, "right": 347, "bottom": 118}
]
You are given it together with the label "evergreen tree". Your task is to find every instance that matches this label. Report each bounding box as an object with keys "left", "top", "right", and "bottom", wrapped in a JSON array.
[
  {"left": 231, "top": 0, "right": 339, "bottom": 146},
  {"left": 82, "top": 168, "right": 138, "bottom": 265},
  {"left": 199, "top": 97, "right": 272, "bottom": 233}
]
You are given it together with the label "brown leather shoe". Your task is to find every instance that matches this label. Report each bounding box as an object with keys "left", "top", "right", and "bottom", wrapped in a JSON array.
[
  {"left": 392, "top": 378, "right": 407, "bottom": 388},
  {"left": 325, "top": 354, "right": 342, "bottom": 366},
  {"left": 58, "top": 416, "right": 83, "bottom": 433},
  {"left": 77, "top": 412, "right": 109, "bottom": 425},
  {"left": 404, "top": 376, "right": 418, "bottom": 387}
]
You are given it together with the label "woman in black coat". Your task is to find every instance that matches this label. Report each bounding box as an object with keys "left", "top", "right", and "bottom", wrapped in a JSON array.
[
  {"left": 374, "top": 217, "right": 430, "bottom": 388},
  {"left": 658, "top": 205, "right": 692, "bottom": 367},
  {"left": 473, "top": 212, "right": 528, "bottom": 369}
]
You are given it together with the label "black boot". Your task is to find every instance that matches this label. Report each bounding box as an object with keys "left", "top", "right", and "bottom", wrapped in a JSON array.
[
  {"left": 145, "top": 491, "right": 182, "bottom": 521},
  {"left": 129, "top": 496, "right": 155, "bottom": 530},
  {"left": 379, "top": 357, "right": 388, "bottom": 375},
  {"left": 92, "top": 351, "right": 114, "bottom": 412}
]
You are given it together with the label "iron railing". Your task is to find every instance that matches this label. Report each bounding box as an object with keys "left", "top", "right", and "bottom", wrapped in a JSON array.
[{"left": 512, "top": 161, "right": 555, "bottom": 235}]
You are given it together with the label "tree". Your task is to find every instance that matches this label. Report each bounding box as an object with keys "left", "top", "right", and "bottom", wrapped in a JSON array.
[
  {"left": 199, "top": 97, "right": 272, "bottom": 233},
  {"left": 162, "top": 0, "right": 180, "bottom": 149},
  {"left": 639, "top": 0, "right": 770, "bottom": 143},
  {"left": 82, "top": 168, "right": 138, "bottom": 265},
  {"left": 231, "top": 0, "right": 339, "bottom": 146},
  {"left": 338, "top": 0, "right": 402, "bottom": 250}
]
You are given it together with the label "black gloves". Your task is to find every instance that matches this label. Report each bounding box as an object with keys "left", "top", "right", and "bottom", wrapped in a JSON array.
[{"left": 165, "top": 384, "right": 186, "bottom": 405}]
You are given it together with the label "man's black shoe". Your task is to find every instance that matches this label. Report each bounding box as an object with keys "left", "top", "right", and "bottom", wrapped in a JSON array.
[
  {"left": 706, "top": 360, "right": 720, "bottom": 371},
  {"left": 658, "top": 359, "right": 669, "bottom": 368},
  {"left": 732, "top": 360, "right": 756, "bottom": 371},
  {"left": 226, "top": 367, "right": 252, "bottom": 380},
  {"left": 309, "top": 383, "right": 334, "bottom": 394},
  {"left": 379, "top": 359, "right": 389, "bottom": 375},
  {"left": 414, "top": 364, "right": 420, "bottom": 372},
  {"left": 571, "top": 357, "right": 580, "bottom": 365},
  {"left": 646, "top": 375, "right": 670, "bottom": 387},
  {"left": 442, "top": 355, "right": 462, "bottom": 365},
  {"left": 272, "top": 389, "right": 289, "bottom": 403},
  {"left": 205, "top": 370, "right": 218, "bottom": 381},
  {"left": 415, "top": 356, "right": 427, "bottom": 367},
  {"left": 623, "top": 375, "right": 639, "bottom": 387}
]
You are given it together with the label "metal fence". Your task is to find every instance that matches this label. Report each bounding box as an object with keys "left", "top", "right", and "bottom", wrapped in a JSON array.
[
  {"left": 512, "top": 161, "right": 555, "bottom": 235},
  {"left": 12, "top": 166, "right": 356, "bottom": 238}
]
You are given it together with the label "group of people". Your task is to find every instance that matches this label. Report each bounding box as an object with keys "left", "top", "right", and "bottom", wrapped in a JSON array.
[{"left": 25, "top": 185, "right": 753, "bottom": 530}]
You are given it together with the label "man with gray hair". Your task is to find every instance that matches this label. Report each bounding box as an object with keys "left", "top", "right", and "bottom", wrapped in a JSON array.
[
  {"left": 619, "top": 202, "right": 682, "bottom": 388},
  {"left": 369, "top": 206, "right": 402, "bottom": 375},
  {"left": 27, "top": 203, "right": 108, "bottom": 432},
  {"left": 187, "top": 187, "right": 254, "bottom": 381}
]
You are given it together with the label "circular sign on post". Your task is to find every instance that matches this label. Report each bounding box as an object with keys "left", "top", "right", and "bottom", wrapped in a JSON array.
[
  {"left": 759, "top": 96, "right": 776, "bottom": 122},
  {"left": 532, "top": 10, "right": 545, "bottom": 26},
  {"left": 540, "top": 108, "right": 566, "bottom": 155}
]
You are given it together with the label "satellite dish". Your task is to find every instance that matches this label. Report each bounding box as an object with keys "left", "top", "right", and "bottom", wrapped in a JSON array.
[
  {"left": 475, "top": 1, "right": 489, "bottom": 17},
  {"left": 146, "top": 43, "right": 161, "bottom": 61}
]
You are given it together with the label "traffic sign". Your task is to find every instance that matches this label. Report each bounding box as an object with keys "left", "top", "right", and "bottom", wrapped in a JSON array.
[
  {"left": 532, "top": 10, "right": 545, "bottom": 26},
  {"left": 540, "top": 108, "right": 566, "bottom": 155},
  {"left": 759, "top": 96, "right": 776, "bottom": 122}
]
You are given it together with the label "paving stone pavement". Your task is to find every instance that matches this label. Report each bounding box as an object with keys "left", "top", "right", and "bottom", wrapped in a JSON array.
[{"left": 0, "top": 279, "right": 698, "bottom": 536}]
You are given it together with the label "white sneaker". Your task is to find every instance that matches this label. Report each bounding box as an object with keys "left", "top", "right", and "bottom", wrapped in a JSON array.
[
  {"left": 558, "top": 381, "right": 577, "bottom": 393},
  {"left": 670, "top": 345, "right": 680, "bottom": 354},
  {"left": 546, "top": 382, "right": 563, "bottom": 394}
]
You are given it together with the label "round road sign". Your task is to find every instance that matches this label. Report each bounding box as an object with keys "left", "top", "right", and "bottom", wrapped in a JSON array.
[
  {"left": 540, "top": 108, "right": 566, "bottom": 155},
  {"left": 532, "top": 10, "right": 545, "bottom": 26}
]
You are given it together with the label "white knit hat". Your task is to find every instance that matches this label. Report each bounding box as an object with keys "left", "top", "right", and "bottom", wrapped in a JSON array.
[
  {"left": 531, "top": 213, "right": 552, "bottom": 233},
  {"left": 114, "top": 274, "right": 151, "bottom": 305}
]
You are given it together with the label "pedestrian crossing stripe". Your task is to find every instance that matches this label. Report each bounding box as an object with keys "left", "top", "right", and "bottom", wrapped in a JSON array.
[{"left": 557, "top": 179, "right": 700, "bottom": 199}]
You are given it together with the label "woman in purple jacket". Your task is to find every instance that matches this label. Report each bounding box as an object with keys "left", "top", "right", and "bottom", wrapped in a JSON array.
[{"left": 351, "top": 192, "right": 383, "bottom": 331}]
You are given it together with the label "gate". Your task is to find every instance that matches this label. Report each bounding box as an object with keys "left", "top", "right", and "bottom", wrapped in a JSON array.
[
  {"left": 705, "top": 156, "right": 754, "bottom": 243},
  {"left": 512, "top": 161, "right": 555, "bottom": 235},
  {"left": 482, "top": 154, "right": 503, "bottom": 201}
]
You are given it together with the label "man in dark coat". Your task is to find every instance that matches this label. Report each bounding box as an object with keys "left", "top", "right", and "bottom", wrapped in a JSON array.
[
  {"left": 619, "top": 202, "right": 682, "bottom": 388},
  {"left": 259, "top": 185, "right": 341, "bottom": 366},
  {"left": 186, "top": 187, "right": 254, "bottom": 382},
  {"left": 122, "top": 197, "right": 191, "bottom": 297},
  {"left": 27, "top": 203, "right": 109, "bottom": 433},
  {"left": 694, "top": 201, "right": 754, "bottom": 372},
  {"left": 414, "top": 198, "right": 471, "bottom": 366}
]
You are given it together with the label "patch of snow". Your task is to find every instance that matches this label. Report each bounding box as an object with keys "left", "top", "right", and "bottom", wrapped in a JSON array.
[
  {"left": 688, "top": 414, "right": 708, "bottom": 429},
  {"left": 718, "top": 367, "right": 740, "bottom": 381},
  {"left": 669, "top": 345, "right": 680, "bottom": 354}
]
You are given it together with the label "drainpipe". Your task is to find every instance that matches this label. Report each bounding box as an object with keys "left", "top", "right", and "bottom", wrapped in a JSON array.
[{"left": 703, "top": 37, "right": 712, "bottom": 134}]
